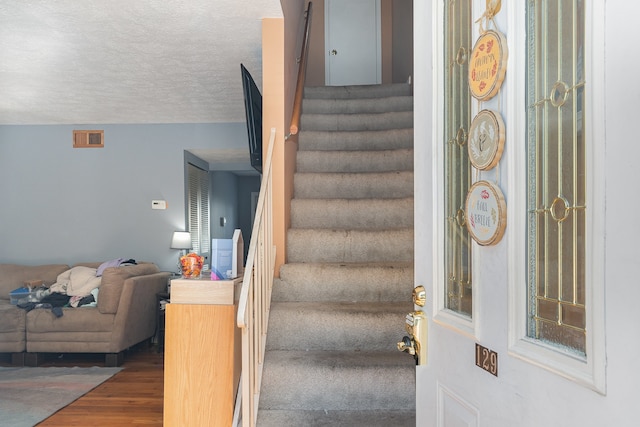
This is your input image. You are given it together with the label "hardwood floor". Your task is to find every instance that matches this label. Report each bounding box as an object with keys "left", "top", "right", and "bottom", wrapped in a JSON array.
[{"left": 3, "top": 344, "right": 165, "bottom": 426}]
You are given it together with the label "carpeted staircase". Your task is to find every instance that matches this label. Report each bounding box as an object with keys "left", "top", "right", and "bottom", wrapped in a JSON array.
[{"left": 257, "top": 83, "right": 415, "bottom": 426}]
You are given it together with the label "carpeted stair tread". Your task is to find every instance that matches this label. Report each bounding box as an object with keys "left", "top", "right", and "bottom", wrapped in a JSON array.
[
  {"left": 266, "top": 301, "right": 412, "bottom": 351},
  {"left": 302, "top": 95, "right": 413, "bottom": 114},
  {"left": 304, "top": 83, "right": 412, "bottom": 99},
  {"left": 291, "top": 198, "right": 413, "bottom": 230},
  {"left": 298, "top": 128, "right": 413, "bottom": 151},
  {"left": 296, "top": 148, "right": 413, "bottom": 173},
  {"left": 301, "top": 110, "right": 413, "bottom": 131},
  {"left": 287, "top": 228, "right": 413, "bottom": 263},
  {"left": 273, "top": 262, "right": 413, "bottom": 302},
  {"left": 259, "top": 350, "right": 415, "bottom": 411},
  {"left": 293, "top": 171, "right": 413, "bottom": 199},
  {"left": 256, "top": 409, "right": 415, "bottom": 427}
]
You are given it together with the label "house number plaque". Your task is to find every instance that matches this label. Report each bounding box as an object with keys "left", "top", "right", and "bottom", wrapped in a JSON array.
[{"left": 475, "top": 343, "right": 498, "bottom": 376}]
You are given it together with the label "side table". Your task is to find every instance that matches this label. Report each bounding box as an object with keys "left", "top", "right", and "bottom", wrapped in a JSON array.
[
  {"left": 163, "top": 277, "right": 242, "bottom": 426},
  {"left": 155, "top": 292, "right": 170, "bottom": 352}
]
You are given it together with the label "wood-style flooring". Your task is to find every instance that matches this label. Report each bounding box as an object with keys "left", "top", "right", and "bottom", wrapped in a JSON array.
[{"left": 1, "top": 345, "right": 164, "bottom": 426}]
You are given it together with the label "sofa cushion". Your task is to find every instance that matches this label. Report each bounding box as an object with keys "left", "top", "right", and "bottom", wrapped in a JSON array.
[
  {"left": 27, "top": 306, "right": 115, "bottom": 333},
  {"left": 0, "top": 300, "right": 27, "bottom": 352},
  {"left": 98, "top": 263, "right": 160, "bottom": 314},
  {"left": 0, "top": 301, "right": 25, "bottom": 332},
  {"left": 0, "top": 264, "right": 70, "bottom": 301}
]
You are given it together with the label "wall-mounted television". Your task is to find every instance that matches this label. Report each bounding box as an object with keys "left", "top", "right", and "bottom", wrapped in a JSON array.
[{"left": 241, "top": 64, "right": 262, "bottom": 174}]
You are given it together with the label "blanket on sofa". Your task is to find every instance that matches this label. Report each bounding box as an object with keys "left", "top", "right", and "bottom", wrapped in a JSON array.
[{"left": 49, "top": 266, "right": 101, "bottom": 297}]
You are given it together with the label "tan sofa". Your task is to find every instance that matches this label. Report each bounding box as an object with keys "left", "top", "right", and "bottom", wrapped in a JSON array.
[{"left": 0, "top": 262, "right": 169, "bottom": 366}]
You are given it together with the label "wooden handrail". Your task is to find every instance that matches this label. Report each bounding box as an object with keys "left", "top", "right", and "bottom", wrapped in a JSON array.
[
  {"left": 234, "top": 6, "right": 313, "bottom": 425},
  {"left": 234, "top": 128, "right": 277, "bottom": 427},
  {"left": 288, "top": 2, "right": 313, "bottom": 137}
]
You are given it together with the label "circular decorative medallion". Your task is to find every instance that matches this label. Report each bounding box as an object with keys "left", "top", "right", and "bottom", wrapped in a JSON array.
[
  {"left": 465, "top": 181, "right": 507, "bottom": 246},
  {"left": 468, "top": 30, "right": 508, "bottom": 101},
  {"left": 468, "top": 109, "right": 505, "bottom": 170}
]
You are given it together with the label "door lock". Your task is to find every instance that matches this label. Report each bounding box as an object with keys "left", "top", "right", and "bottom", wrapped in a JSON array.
[
  {"left": 397, "top": 310, "right": 427, "bottom": 365},
  {"left": 397, "top": 335, "right": 415, "bottom": 356},
  {"left": 330, "top": 49, "right": 338, "bottom": 55}
]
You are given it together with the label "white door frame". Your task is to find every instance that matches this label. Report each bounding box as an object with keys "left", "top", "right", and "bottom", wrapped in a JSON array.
[{"left": 412, "top": 0, "right": 435, "bottom": 420}]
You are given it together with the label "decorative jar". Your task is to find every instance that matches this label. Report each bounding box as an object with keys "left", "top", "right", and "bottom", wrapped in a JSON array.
[{"left": 180, "top": 253, "right": 204, "bottom": 279}]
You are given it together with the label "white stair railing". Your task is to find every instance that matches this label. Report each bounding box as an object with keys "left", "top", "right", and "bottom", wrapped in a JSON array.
[{"left": 235, "top": 127, "right": 277, "bottom": 427}]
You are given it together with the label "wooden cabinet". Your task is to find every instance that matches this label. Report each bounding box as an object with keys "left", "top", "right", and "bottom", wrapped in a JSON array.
[{"left": 163, "top": 277, "right": 242, "bottom": 427}]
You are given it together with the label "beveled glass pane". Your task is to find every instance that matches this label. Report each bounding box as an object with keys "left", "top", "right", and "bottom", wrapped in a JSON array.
[
  {"left": 538, "top": 299, "right": 558, "bottom": 323},
  {"left": 562, "top": 302, "right": 586, "bottom": 329},
  {"left": 527, "top": 0, "right": 586, "bottom": 356},
  {"left": 444, "top": 0, "right": 472, "bottom": 317}
]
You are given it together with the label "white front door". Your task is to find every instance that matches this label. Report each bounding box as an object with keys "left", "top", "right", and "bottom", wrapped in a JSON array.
[
  {"left": 325, "top": 0, "right": 381, "bottom": 86},
  {"left": 413, "top": 1, "right": 639, "bottom": 426}
]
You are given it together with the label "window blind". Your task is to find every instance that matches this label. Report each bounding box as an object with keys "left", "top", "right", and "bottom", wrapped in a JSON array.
[{"left": 187, "top": 163, "right": 210, "bottom": 259}]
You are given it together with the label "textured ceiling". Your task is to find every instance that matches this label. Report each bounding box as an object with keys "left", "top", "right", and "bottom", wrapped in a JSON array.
[{"left": 0, "top": 0, "right": 283, "bottom": 126}]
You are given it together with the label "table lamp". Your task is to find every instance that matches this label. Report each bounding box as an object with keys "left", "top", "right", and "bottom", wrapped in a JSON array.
[{"left": 170, "top": 231, "right": 192, "bottom": 274}]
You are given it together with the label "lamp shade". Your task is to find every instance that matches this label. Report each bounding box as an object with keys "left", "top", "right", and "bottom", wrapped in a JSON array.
[{"left": 170, "top": 231, "right": 192, "bottom": 250}]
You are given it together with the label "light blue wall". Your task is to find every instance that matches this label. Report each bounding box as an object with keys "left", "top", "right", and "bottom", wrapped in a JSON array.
[
  {"left": 208, "top": 172, "right": 260, "bottom": 265},
  {"left": 207, "top": 171, "right": 260, "bottom": 270},
  {"left": 237, "top": 175, "right": 261, "bottom": 259},
  {"left": 211, "top": 171, "right": 239, "bottom": 240},
  {"left": 0, "top": 123, "right": 247, "bottom": 272}
]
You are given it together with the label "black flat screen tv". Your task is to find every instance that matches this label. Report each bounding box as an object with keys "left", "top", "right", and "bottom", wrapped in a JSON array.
[{"left": 241, "top": 64, "right": 263, "bottom": 174}]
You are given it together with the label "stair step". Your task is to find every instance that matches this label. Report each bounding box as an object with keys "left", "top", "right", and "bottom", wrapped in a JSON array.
[
  {"left": 256, "top": 409, "right": 415, "bottom": 427},
  {"left": 266, "top": 301, "right": 412, "bottom": 351},
  {"left": 258, "top": 83, "right": 415, "bottom": 424},
  {"left": 294, "top": 171, "right": 413, "bottom": 199},
  {"left": 274, "top": 262, "right": 413, "bottom": 303},
  {"left": 296, "top": 148, "right": 413, "bottom": 173},
  {"left": 259, "top": 350, "right": 415, "bottom": 411},
  {"left": 304, "top": 83, "right": 412, "bottom": 99},
  {"left": 302, "top": 95, "right": 413, "bottom": 114},
  {"left": 291, "top": 198, "right": 413, "bottom": 229},
  {"left": 287, "top": 228, "right": 413, "bottom": 263},
  {"left": 298, "top": 128, "right": 413, "bottom": 151},
  {"left": 301, "top": 111, "right": 413, "bottom": 132}
]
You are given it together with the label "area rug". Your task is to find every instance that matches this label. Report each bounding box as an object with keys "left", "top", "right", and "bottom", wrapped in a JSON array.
[{"left": 0, "top": 366, "right": 122, "bottom": 427}]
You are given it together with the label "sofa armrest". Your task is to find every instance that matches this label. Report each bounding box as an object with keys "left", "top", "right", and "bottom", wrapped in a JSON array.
[
  {"left": 97, "top": 263, "right": 160, "bottom": 314},
  {"left": 109, "top": 272, "right": 170, "bottom": 352}
]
